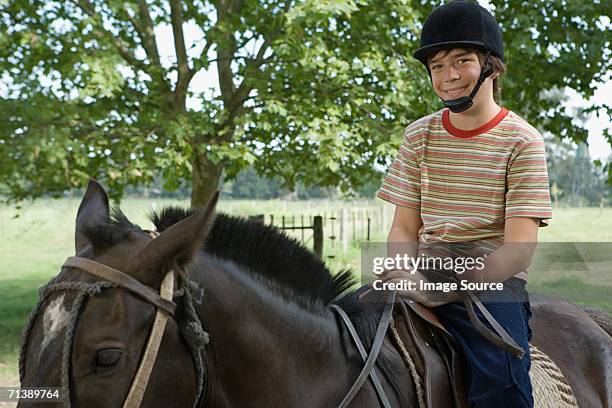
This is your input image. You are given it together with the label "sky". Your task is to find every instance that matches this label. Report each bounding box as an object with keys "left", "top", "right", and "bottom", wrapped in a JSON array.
[{"left": 565, "top": 82, "right": 611, "bottom": 161}]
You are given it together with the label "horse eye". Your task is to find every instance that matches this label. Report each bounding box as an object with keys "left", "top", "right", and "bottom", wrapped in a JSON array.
[{"left": 96, "top": 348, "right": 123, "bottom": 367}]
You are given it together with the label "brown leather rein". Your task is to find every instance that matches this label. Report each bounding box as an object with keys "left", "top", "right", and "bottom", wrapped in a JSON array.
[
  {"left": 331, "top": 290, "right": 396, "bottom": 408},
  {"left": 329, "top": 267, "right": 527, "bottom": 408}
]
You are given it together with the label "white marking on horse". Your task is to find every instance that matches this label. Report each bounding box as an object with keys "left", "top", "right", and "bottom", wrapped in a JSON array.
[{"left": 38, "top": 294, "right": 69, "bottom": 360}]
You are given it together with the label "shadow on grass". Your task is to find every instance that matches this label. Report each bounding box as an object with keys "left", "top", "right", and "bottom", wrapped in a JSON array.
[
  {"left": 528, "top": 276, "right": 612, "bottom": 313},
  {"left": 0, "top": 276, "right": 48, "bottom": 385}
]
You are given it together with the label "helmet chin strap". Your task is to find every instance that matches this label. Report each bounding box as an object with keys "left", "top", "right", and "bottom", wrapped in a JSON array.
[{"left": 443, "top": 53, "right": 494, "bottom": 113}]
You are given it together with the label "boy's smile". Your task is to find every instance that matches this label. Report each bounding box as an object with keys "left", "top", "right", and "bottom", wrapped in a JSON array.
[{"left": 443, "top": 84, "right": 469, "bottom": 99}]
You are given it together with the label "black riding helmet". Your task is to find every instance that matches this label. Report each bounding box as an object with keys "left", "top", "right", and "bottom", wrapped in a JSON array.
[{"left": 413, "top": 1, "right": 504, "bottom": 113}]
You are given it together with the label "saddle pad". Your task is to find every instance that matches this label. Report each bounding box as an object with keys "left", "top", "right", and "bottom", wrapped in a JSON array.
[{"left": 529, "top": 344, "right": 579, "bottom": 408}]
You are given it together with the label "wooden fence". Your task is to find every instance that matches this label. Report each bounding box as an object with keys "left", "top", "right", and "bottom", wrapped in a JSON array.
[{"left": 249, "top": 207, "right": 392, "bottom": 259}]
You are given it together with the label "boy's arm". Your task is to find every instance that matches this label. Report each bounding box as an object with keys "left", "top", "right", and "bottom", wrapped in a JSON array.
[
  {"left": 386, "top": 205, "right": 422, "bottom": 261},
  {"left": 464, "top": 217, "right": 539, "bottom": 283}
]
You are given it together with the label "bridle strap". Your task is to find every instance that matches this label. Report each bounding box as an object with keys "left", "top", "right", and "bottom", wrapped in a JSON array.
[
  {"left": 63, "top": 257, "right": 176, "bottom": 315},
  {"left": 331, "top": 290, "right": 396, "bottom": 408},
  {"left": 464, "top": 289, "right": 525, "bottom": 358},
  {"left": 61, "top": 253, "right": 182, "bottom": 407},
  {"left": 123, "top": 270, "right": 175, "bottom": 408}
]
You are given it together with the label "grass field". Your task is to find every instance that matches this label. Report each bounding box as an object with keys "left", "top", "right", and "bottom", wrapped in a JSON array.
[{"left": 1, "top": 198, "right": 610, "bottom": 388}]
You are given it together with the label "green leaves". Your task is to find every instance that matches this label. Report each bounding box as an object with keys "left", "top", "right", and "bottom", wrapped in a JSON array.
[{"left": 80, "top": 53, "right": 126, "bottom": 98}]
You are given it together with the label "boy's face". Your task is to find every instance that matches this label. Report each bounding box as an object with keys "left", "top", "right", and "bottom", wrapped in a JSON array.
[{"left": 427, "top": 48, "right": 493, "bottom": 105}]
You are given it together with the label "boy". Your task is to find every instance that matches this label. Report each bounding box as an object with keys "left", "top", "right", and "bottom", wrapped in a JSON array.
[{"left": 376, "top": 1, "right": 552, "bottom": 407}]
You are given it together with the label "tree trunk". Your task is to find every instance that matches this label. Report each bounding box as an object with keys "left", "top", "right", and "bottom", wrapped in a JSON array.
[{"left": 191, "top": 153, "right": 223, "bottom": 208}]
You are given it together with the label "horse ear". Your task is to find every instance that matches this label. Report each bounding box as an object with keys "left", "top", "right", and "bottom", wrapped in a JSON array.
[
  {"left": 138, "top": 191, "right": 219, "bottom": 272},
  {"left": 75, "top": 178, "right": 110, "bottom": 255}
]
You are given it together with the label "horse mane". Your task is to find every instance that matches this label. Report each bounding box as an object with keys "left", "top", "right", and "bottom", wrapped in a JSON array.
[{"left": 150, "top": 207, "right": 355, "bottom": 306}]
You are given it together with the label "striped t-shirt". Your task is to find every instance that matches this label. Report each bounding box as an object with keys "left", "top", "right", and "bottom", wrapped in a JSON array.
[{"left": 377, "top": 108, "right": 552, "bottom": 279}]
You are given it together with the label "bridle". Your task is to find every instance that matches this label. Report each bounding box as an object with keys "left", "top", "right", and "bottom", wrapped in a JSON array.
[
  {"left": 19, "top": 232, "right": 205, "bottom": 408},
  {"left": 64, "top": 256, "right": 177, "bottom": 407},
  {"left": 48, "top": 261, "right": 394, "bottom": 408}
]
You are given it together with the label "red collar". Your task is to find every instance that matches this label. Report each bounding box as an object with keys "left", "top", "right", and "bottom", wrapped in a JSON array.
[{"left": 442, "top": 107, "right": 509, "bottom": 138}]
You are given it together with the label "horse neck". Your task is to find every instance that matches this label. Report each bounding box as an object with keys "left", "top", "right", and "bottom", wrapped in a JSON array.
[{"left": 189, "top": 253, "right": 359, "bottom": 407}]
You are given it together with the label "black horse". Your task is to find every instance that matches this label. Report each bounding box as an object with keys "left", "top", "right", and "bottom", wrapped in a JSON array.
[{"left": 18, "top": 180, "right": 612, "bottom": 407}]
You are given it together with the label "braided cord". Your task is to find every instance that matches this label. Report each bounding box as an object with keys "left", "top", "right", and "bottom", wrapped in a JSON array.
[
  {"left": 20, "top": 276, "right": 209, "bottom": 408},
  {"left": 19, "top": 279, "right": 118, "bottom": 407},
  {"left": 179, "top": 280, "right": 210, "bottom": 407},
  {"left": 19, "top": 275, "right": 59, "bottom": 381},
  {"left": 389, "top": 319, "right": 426, "bottom": 408}
]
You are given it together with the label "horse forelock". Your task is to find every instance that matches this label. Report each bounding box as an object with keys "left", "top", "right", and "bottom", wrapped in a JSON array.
[
  {"left": 85, "top": 207, "right": 141, "bottom": 255},
  {"left": 150, "top": 206, "right": 356, "bottom": 310}
]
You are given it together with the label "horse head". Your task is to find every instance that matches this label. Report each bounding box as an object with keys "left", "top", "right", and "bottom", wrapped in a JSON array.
[{"left": 19, "top": 179, "right": 217, "bottom": 407}]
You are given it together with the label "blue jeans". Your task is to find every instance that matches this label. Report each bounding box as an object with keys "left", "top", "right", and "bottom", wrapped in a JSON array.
[{"left": 433, "top": 278, "right": 534, "bottom": 408}]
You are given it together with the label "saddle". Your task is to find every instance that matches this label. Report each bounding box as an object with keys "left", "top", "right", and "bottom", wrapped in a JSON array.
[
  {"left": 391, "top": 297, "right": 580, "bottom": 408},
  {"left": 392, "top": 297, "right": 468, "bottom": 408},
  {"left": 331, "top": 242, "right": 536, "bottom": 407}
]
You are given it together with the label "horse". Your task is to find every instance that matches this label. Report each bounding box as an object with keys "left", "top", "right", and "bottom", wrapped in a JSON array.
[{"left": 18, "top": 179, "right": 612, "bottom": 407}]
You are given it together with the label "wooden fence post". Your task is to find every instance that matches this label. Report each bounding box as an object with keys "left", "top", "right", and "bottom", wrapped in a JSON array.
[
  {"left": 301, "top": 215, "right": 305, "bottom": 241},
  {"left": 313, "top": 215, "right": 323, "bottom": 258}
]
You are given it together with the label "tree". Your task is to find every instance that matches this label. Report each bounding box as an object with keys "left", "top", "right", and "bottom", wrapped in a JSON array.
[{"left": 1, "top": 0, "right": 610, "bottom": 206}]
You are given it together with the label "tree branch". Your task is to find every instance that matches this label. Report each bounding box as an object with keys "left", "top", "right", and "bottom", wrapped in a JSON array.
[
  {"left": 136, "top": 0, "right": 162, "bottom": 68},
  {"left": 169, "top": 0, "right": 191, "bottom": 109},
  {"left": 215, "top": 0, "right": 238, "bottom": 105},
  {"left": 235, "top": 32, "right": 259, "bottom": 54},
  {"left": 228, "top": 0, "right": 292, "bottom": 111},
  {"left": 197, "top": 40, "right": 215, "bottom": 68},
  {"left": 225, "top": 31, "right": 280, "bottom": 118},
  {"left": 214, "top": 0, "right": 293, "bottom": 139},
  {"left": 121, "top": 3, "right": 149, "bottom": 49}
]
